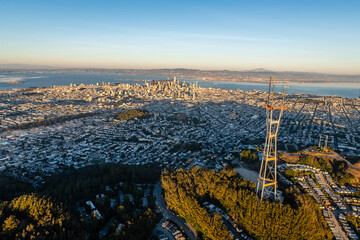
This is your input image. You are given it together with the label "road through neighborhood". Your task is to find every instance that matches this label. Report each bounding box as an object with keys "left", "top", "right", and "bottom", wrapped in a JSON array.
[{"left": 153, "top": 182, "right": 198, "bottom": 240}]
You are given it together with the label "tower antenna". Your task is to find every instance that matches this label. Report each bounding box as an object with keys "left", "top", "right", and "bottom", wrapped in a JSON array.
[{"left": 256, "top": 77, "right": 288, "bottom": 201}]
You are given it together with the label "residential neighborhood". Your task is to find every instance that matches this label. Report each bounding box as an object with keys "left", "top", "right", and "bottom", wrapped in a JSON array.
[
  {"left": 0, "top": 80, "right": 359, "bottom": 239},
  {"left": 280, "top": 163, "right": 360, "bottom": 240}
]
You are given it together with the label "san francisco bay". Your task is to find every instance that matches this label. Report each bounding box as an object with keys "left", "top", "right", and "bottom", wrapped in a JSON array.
[{"left": 0, "top": 72, "right": 359, "bottom": 98}]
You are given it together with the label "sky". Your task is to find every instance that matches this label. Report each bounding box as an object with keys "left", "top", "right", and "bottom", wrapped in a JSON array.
[{"left": 0, "top": 0, "right": 359, "bottom": 74}]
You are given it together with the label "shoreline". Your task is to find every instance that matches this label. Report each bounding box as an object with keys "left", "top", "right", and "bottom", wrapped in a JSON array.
[
  {"left": 0, "top": 72, "right": 359, "bottom": 98},
  {"left": 0, "top": 70, "right": 359, "bottom": 85}
]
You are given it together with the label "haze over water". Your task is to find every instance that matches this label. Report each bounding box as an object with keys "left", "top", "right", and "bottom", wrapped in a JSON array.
[{"left": 0, "top": 72, "right": 358, "bottom": 98}]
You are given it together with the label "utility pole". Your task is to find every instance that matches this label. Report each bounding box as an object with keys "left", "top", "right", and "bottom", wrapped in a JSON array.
[{"left": 256, "top": 77, "right": 288, "bottom": 201}]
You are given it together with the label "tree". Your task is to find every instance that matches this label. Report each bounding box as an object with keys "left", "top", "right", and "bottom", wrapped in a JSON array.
[
  {"left": 162, "top": 167, "right": 333, "bottom": 239},
  {"left": 2, "top": 215, "right": 19, "bottom": 232},
  {"left": 0, "top": 194, "right": 71, "bottom": 239},
  {"left": 114, "top": 109, "right": 149, "bottom": 121}
]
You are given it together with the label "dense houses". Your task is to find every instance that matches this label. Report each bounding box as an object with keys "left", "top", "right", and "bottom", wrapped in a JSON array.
[
  {"left": 0, "top": 81, "right": 359, "bottom": 239},
  {"left": 0, "top": 98, "right": 270, "bottom": 185},
  {"left": 280, "top": 95, "right": 360, "bottom": 156},
  {"left": 162, "top": 220, "right": 186, "bottom": 240},
  {"left": 281, "top": 163, "right": 359, "bottom": 240},
  {"left": 0, "top": 82, "right": 359, "bottom": 185},
  {"left": 0, "top": 80, "right": 359, "bottom": 156}
]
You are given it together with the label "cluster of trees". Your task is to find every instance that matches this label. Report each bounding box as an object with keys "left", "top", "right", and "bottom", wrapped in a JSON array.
[
  {"left": 0, "top": 175, "right": 32, "bottom": 201},
  {"left": 0, "top": 193, "right": 74, "bottom": 239},
  {"left": 284, "top": 168, "right": 313, "bottom": 182},
  {"left": 40, "top": 163, "right": 160, "bottom": 207},
  {"left": 162, "top": 167, "right": 333, "bottom": 240},
  {"left": 239, "top": 149, "right": 258, "bottom": 162},
  {"left": 334, "top": 162, "right": 356, "bottom": 185},
  {"left": 1, "top": 163, "right": 161, "bottom": 239},
  {"left": 41, "top": 164, "right": 160, "bottom": 239},
  {"left": 299, "top": 156, "right": 332, "bottom": 172},
  {"left": 298, "top": 156, "right": 356, "bottom": 185},
  {"left": 114, "top": 109, "right": 149, "bottom": 121},
  {"left": 80, "top": 181, "right": 160, "bottom": 240},
  {"left": 113, "top": 208, "right": 160, "bottom": 240},
  {"left": 312, "top": 145, "right": 335, "bottom": 153},
  {"left": 347, "top": 214, "right": 360, "bottom": 236}
]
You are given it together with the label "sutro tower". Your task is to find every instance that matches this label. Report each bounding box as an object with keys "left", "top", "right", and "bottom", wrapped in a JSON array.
[{"left": 256, "top": 76, "right": 288, "bottom": 201}]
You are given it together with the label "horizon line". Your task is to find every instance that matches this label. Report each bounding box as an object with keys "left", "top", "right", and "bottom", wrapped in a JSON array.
[{"left": 1, "top": 64, "right": 360, "bottom": 77}]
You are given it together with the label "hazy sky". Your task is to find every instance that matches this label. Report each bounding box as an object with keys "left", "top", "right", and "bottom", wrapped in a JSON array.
[{"left": 1, "top": 0, "right": 359, "bottom": 74}]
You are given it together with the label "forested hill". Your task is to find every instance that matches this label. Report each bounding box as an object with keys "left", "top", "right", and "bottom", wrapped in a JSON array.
[
  {"left": 162, "top": 167, "right": 333, "bottom": 239},
  {"left": 0, "top": 194, "right": 72, "bottom": 239},
  {"left": 0, "top": 164, "right": 161, "bottom": 240}
]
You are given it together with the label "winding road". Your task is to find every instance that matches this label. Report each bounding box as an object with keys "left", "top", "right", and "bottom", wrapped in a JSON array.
[{"left": 153, "top": 182, "right": 198, "bottom": 240}]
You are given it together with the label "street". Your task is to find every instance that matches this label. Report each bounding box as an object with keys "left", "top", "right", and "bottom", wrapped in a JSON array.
[{"left": 153, "top": 182, "right": 198, "bottom": 240}]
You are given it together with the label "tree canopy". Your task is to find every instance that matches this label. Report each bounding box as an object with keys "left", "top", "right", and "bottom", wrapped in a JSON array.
[
  {"left": 0, "top": 193, "right": 71, "bottom": 239},
  {"left": 114, "top": 109, "right": 149, "bottom": 121},
  {"left": 162, "top": 167, "right": 333, "bottom": 240}
]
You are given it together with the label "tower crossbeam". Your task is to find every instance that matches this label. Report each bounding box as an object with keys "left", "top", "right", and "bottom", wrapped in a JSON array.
[{"left": 256, "top": 76, "right": 288, "bottom": 202}]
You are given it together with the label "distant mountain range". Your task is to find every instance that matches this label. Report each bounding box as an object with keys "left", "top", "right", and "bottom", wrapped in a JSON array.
[
  {"left": 0, "top": 64, "right": 359, "bottom": 83},
  {"left": 246, "top": 68, "right": 274, "bottom": 72},
  {"left": 0, "top": 64, "right": 59, "bottom": 69}
]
